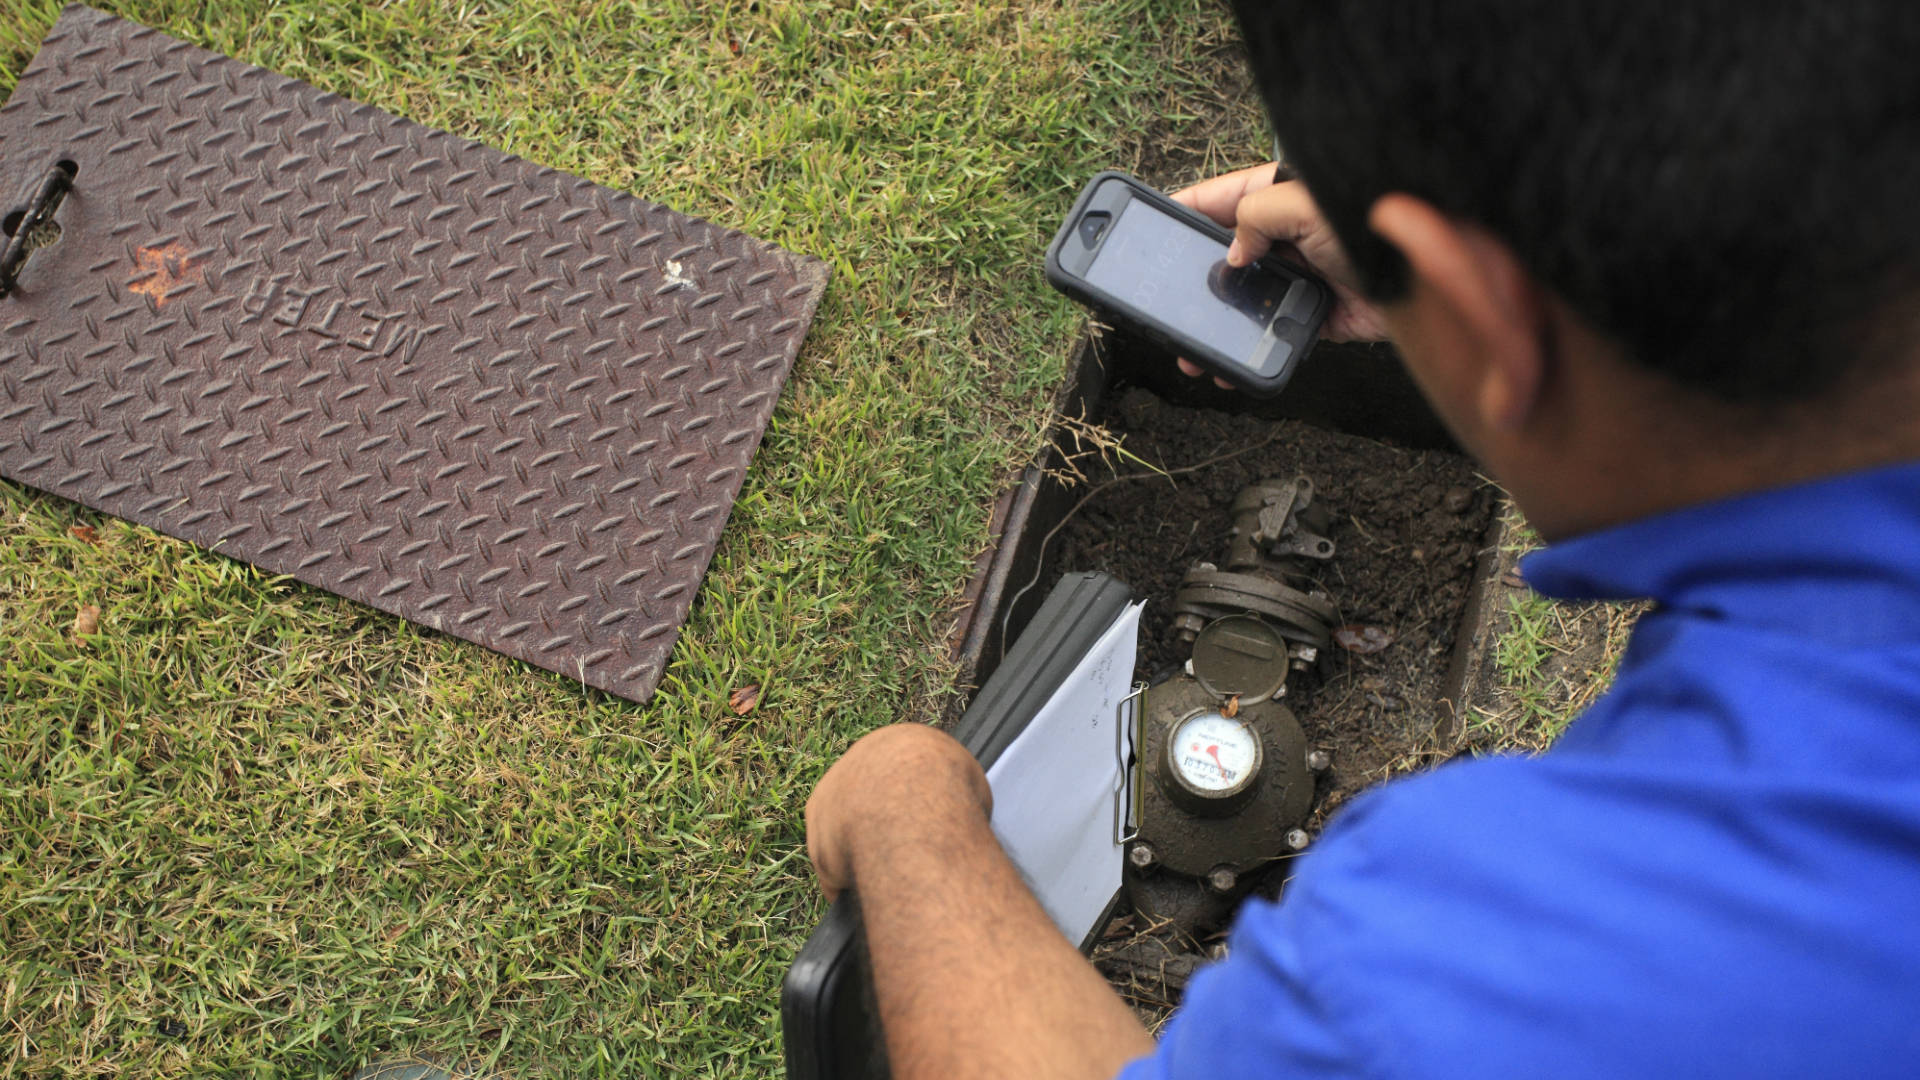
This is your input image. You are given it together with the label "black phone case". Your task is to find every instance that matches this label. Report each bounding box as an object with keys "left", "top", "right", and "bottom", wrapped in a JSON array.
[
  {"left": 1044, "top": 169, "right": 1330, "bottom": 397},
  {"left": 780, "top": 571, "right": 1137, "bottom": 1080}
]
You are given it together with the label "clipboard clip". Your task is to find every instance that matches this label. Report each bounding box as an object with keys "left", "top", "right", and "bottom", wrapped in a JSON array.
[{"left": 1114, "top": 681, "right": 1147, "bottom": 846}]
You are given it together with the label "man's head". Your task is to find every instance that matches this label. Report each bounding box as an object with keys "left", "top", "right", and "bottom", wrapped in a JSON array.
[{"left": 1233, "top": 0, "right": 1920, "bottom": 537}]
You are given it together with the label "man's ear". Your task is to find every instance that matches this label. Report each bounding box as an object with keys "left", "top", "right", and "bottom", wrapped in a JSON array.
[{"left": 1369, "top": 194, "right": 1550, "bottom": 431}]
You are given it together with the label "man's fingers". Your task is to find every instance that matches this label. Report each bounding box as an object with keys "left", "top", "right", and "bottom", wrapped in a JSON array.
[
  {"left": 1174, "top": 168, "right": 1346, "bottom": 391},
  {"left": 1225, "top": 181, "right": 1324, "bottom": 263},
  {"left": 1171, "top": 162, "right": 1281, "bottom": 227},
  {"left": 1174, "top": 356, "right": 1241, "bottom": 390}
]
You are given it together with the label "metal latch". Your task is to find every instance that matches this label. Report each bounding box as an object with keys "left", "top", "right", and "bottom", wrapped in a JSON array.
[{"left": 1114, "top": 681, "right": 1147, "bottom": 845}]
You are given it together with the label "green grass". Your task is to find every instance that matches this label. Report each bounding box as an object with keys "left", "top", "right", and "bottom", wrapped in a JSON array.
[
  {"left": 0, "top": 1, "right": 1271, "bottom": 1075},
  {"left": 1461, "top": 514, "right": 1639, "bottom": 754}
]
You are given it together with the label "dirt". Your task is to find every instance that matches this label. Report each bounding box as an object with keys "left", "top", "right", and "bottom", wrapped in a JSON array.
[
  {"left": 1045, "top": 383, "right": 1496, "bottom": 1025},
  {"left": 1051, "top": 385, "right": 1495, "bottom": 812}
]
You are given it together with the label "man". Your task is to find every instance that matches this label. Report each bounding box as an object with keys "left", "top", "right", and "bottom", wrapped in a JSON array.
[{"left": 806, "top": 1, "right": 1920, "bottom": 1076}]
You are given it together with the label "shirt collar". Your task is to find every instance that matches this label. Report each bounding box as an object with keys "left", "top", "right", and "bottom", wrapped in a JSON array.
[{"left": 1521, "top": 459, "right": 1920, "bottom": 645}]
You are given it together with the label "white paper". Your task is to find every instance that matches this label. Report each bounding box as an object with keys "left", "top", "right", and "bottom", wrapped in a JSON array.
[{"left": 986, "top": 601, "right": 1143, "bottom": 945}]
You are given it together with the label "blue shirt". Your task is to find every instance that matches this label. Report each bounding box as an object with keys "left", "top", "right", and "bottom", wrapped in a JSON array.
[{"left": 1121, "top": 461, "right": 1920, "bottom": 1079}]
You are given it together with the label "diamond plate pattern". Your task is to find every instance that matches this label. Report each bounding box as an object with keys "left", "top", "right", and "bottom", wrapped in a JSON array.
[{"left": 0, "top": 6, "right": 829, "bottom": 704}]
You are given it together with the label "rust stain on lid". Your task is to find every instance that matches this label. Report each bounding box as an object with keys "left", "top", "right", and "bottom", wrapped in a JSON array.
[{"left": 126, "top": 242, "right": 201, "bottom": 306}]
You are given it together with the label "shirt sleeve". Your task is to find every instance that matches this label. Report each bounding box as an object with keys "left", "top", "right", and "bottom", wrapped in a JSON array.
[{"left": 1109, "top": 752, "right": 1700, "bottom": 1080}]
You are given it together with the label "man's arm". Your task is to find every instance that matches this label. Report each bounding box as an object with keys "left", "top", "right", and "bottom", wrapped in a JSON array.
[{"left": 807, "top": 723, "right": 1154, "bottom": 1080}]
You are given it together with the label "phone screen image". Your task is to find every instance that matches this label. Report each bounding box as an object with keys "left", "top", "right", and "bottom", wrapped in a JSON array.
[{"left": 1082, "top": 198, "right": 1296, "bottom": 373}]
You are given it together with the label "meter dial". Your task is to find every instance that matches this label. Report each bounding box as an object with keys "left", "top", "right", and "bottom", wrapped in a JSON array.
[{"left": 1163, "top": 709, "right": 1263, "bottom": 813}]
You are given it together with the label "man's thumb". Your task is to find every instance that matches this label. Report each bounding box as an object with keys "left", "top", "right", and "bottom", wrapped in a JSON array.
[
  {"left": 1227, "top": 226, "right": 1274, "bottom": 268},
  {"left": 1226, "top": 181, "right": 1321, "bottom": 267}
]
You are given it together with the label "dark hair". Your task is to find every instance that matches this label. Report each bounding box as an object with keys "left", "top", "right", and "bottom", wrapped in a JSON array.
[{"left": 1232, "top": 1, "right": 1920, "bottom": 402}]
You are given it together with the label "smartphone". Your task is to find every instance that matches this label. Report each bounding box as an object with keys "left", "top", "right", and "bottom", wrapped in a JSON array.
[{"left": 1046, "top": 170, "right": 1329, "bottom": 397}]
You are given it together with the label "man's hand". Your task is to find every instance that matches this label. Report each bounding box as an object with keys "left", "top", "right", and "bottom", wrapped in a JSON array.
[
  {"left": 1171, "top": 163, "right": 1392, "bottom": 385},
  {"left": 803, "top": 723, "right": 1153, "bottom": 1079},
  {"left": 806, "top": 723, "right": 991, "bottom": 901}
]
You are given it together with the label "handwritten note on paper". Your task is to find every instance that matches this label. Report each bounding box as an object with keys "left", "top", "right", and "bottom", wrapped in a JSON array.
[{"left": 986, "top": 601, "right": 1144, "bottom": 944}]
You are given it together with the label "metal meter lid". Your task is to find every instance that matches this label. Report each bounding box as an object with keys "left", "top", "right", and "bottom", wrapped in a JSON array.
[
  {"left": 0, "top": 7, "right": 830, "bottom": 708},
  {"left": 1190, "top": 615, "right": 1291, "bottom": 702}
]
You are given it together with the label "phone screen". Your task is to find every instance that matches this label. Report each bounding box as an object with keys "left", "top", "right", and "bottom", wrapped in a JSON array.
[{"left": 1083, "top": 198, "right": 1296, "bottom": 368}]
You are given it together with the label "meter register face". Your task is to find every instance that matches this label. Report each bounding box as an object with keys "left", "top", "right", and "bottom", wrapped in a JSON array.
[{"left": 1168, "top": 710, "right": 1262, "bottom": 796}]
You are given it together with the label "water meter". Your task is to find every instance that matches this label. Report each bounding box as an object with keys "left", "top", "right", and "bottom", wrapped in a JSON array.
[
  {"left": 1132, "top": 619, "right": 1314, "bottom": 883},
  {"left": 1123, "top": 478, "right": 1340, "bottom": 937}
]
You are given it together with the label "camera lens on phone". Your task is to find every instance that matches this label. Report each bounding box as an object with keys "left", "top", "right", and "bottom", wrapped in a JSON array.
[{"left": 1079, "top": 211, "right": 1112, "bottom": 247}]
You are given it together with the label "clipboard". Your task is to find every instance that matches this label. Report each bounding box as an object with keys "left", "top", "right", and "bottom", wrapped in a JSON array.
[{"left": 781, "top": 571, "right": 1141, "bottom": 1080}]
